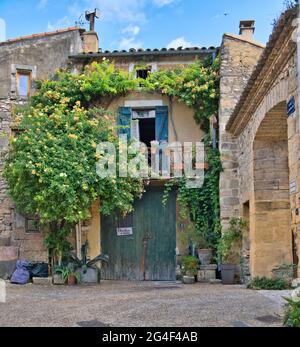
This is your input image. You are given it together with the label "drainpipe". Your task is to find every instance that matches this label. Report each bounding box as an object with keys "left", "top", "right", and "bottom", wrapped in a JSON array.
[{"left": 76, "top": 222, "right": 82, "bottom": 259}]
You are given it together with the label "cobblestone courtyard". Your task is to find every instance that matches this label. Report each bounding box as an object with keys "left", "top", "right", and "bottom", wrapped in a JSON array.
[{"left": 0, "top": 281, "right": 291, "bottom": 327}]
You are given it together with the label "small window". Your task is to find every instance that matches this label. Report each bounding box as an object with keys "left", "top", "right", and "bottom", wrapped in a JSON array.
[
  {"left": 16, "top": 70, "right": 31, "bottom": 97},
  {"left": 25, "top": 217, "right": 40, "bottom": 234},
  {"left": 136, "top": 67, "right": 151, "bottom": 79}
]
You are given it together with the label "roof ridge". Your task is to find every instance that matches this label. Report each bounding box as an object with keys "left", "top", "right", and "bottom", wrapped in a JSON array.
[
  {"left": 226, "top": 6, "right": 298, "bottom": 134},
  {"left": 223, "top": 33, "right": 265, "bottom": 48},
  {"left": 0, "top": 26, "right": 82, "bottom": 46}
]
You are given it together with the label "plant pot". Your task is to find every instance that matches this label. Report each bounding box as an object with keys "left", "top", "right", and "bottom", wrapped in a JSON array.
[
  {"left": 221, "top": 265, "right": 236, "bottom": 285},
  {"left": 68, "top": 274, "right": 76, "bottom": 286},
  {"left": 182, "top": 276, "right": 196, "bottom": 284},
  {"left": 197, "top": 249, "right": 213, "bottom": 265},
  {"left": 80, "top": 268, "right": 100, "bottom": 284},
  {"left": 53, "top": 274, "right": 65, "bottom": 285}
]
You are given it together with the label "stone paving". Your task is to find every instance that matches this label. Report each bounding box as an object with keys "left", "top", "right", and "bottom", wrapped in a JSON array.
[{"left": 0, "top": 281, "right": 291, "bottom": 327}]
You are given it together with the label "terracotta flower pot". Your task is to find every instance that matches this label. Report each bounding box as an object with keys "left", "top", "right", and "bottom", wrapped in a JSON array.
[
  {"left": 68, "top": 274, "right": 76, "bottom": 286},
  {"left": 197, "top": 249, "right": 213, "bottom": 265}
]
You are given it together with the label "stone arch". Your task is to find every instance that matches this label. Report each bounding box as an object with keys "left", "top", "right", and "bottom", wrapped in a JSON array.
[{"left": 251, "top": 101, "right": 293, "bottom": 278}]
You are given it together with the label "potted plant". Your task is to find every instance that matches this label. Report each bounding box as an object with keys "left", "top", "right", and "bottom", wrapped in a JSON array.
[
  {"left": 55, "top": 264, "right": 81, "bottom": 286},
  {"left": 217, "top": 218, "right": 246, "bottom": 285},
  {"left": 53, "top": 265, "right": 66, "bottom": 285},
  {"left": 67, "top": 241, "right": 109, "bottom": 284},
  {"left": 196, "top": 239, "right": 213, "bottom": 266},
  {"left": 179, "top": 225, "right": 213, "bottom": 265},
  {"left": 67, "top": 265, "right": 81, "bottom": 286},
  {"left": 181, "top": 256, "right": 199, "bottom": 284}
]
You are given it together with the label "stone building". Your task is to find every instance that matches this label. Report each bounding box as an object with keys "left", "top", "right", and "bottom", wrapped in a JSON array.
[
  {"left": 0, "top": 27, "right": 84, "bottom": 263},
  {"left": 1, "top": 5, "right": 300, "bottom": 282},
  {"left": 219, "top": 7, "right": 300, "bottom": 279},
  {"left": 0, "top": 22, "right": 218, "bottom": 281}
]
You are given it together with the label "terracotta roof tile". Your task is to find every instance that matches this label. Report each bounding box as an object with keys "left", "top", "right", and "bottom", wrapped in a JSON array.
[{"left": 0, "top": 27, "right": 82, "bottom": 46}]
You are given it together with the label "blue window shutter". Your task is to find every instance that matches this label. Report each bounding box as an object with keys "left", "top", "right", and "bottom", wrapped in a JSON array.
[
  {"left": 155, "top": 106, "right": 169, "bottom": 142},
  {"left": 118, "top": 107, "right": 132, "bottom": 139}
]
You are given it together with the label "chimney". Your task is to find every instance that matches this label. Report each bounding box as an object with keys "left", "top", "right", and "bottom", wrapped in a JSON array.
[
  {"left": 82, "top": 31, "right": 99, "bottom": 53},
  {"left": 239, "top": 20, "right": 255, "bottom": 40},
  {"left": 82, "top": 9, "right": 100, "bottom": 53}
]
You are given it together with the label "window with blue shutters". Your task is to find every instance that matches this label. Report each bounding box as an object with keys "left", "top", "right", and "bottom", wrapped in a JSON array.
[
  {"left": 118, "top": 106, "right": 169, "bottom": 144},
  {"left": 155, "top": 106, "right": 169, "bottom": 143},
  {"left": 118, "top": 107, "right": 132, "bottom": 140}
]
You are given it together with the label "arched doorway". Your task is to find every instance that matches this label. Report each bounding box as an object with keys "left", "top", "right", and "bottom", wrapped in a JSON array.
[{"left": 251, "top": 102, "right": 293, "bottom": 278}]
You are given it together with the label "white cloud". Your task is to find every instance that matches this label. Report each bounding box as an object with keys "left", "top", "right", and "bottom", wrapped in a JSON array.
[
  {"left": 47, "top": 16, "right": 73, "bottom": 31},
  {"left": 85, "top": 0, "right": 146, "bottom": 23},
  {"left": 0, "top": 18, "right": 6, "bottom": 42},
  {"left": 37, "top": 0, "right": 48, "bottom": 10},
  {"left": 118, "top": 37, "right": 142, "bottom": 50},
  {"left": 122, "top": 25, "right": 140, "bottom": 36},
  {"left": 166, "top": 37, "right": 199, "bottom": 49},
  {"left": 152, "top": 0, "right": 176, "bottom": 7}
]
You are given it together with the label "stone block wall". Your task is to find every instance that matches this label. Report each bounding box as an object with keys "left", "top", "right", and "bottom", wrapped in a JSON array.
[
  {"left": 219, "top": 34, "right": 264, "bottom": 228},
  {"left": 0, "top": 29, "right": 83, "bottom": 262},
  {"left": 232, "top": 49, "right": 299, "bottom": 277}
]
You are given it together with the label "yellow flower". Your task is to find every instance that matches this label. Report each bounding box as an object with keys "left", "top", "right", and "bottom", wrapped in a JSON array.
[
  {"left": 32, "top": 170, "right": 37, "bottom": 175},
  {"left": 68, "top": 134, "right": 78, "bottom": 140},
  {"left": 91, "top": 141, "right": 97, "bottom": 149}
]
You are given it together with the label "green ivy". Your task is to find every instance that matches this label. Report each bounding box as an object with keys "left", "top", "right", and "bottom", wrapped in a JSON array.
[{"left": 163, "top": 136, "right": 222, "bottom": 250}]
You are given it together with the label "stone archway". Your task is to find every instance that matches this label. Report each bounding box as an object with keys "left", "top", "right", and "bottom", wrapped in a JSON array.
[{"left": 251, "top": 102, "right": 293, "bottom": 278}]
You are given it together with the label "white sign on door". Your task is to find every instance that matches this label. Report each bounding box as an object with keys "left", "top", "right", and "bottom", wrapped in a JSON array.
[{"left": 117, "top": 227, "right": 133, "bottom": 236}]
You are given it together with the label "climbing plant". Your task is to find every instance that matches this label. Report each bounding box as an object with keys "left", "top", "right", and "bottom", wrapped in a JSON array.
[
  {"left": 4, "top": 103, "right": 144, "bottom": 225},
  {"left": 31, "top": 57, "right": 219, "bottom": 125},
  {"left": 4, "top": 56, "right": 221, "bottom": 255},
  {"left": 163, "top": 136, "right": 222, "bottom": 250}
]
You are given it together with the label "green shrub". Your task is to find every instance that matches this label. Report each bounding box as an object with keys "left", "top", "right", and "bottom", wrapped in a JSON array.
[
  {"left": 284, "top": 298, "right": 300, "bottom": 327},
  {"left": 181, "top": 256, "right": 199, "bottom": 276},
  {"left": 247, "top": 277, "right": 291, "bottom": 290}
]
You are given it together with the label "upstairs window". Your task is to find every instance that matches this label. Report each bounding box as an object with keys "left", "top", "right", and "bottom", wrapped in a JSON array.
[
  {"left": 136, "top": 67, "right": 151, "bottom": 79},
  {"left": 16, "top": 70, "right": 31, "bottom": 97}
]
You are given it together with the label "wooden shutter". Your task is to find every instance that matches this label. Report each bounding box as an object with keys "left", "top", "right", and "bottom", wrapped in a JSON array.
[
  {"left": 118, "top": 107, "right": 132, "bottom": 139},
  {"left": 155, "top": 106, "right": 169, "bottom": 142}
]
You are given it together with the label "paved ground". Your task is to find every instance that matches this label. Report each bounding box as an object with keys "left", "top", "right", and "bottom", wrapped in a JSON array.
[{"left": 0, "top": 281, "right": 291, "bottom": 327}]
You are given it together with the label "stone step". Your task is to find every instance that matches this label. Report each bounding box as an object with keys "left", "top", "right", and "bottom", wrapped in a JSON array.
[{"left": 32, "top": 277, "right": 53, "bottom": 286}]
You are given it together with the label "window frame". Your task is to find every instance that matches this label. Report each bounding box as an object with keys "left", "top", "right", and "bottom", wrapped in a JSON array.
[
  {"left": 25, "top": 216, "right": 41, "bottom": 234},
  {"left": 16, "top": 70, "right": 31, "bottom": 97},
  {"left": 11, "top": 64, "right": 37, "bottom": 99}
]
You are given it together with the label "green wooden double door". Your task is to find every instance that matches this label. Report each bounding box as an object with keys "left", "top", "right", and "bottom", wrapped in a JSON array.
[{"left": 101, "top": 187, "right": 176, "bottom": 281}]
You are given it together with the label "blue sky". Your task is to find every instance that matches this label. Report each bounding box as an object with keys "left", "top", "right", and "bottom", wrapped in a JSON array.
[{"left": 0, "top": 0, "right": 289, "bottom": 49}]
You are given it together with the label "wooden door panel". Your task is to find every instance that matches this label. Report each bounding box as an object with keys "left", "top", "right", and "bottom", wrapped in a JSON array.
[{"left": 101, "top": 187, "right": 176, "bottom": 281}]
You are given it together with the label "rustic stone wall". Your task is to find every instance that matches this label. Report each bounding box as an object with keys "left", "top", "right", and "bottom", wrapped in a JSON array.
[
  {"left": 0, "top": 29, "right": 83, "bottom": 262},
  {"left": 0, "top": 99, "right": 12, "bottom": 239},
  {"left": 219, "top": 34, "right": 264, "bottom": 229},
  {"left": 228, "top": 45, "right": 299, "bottom": 277}
]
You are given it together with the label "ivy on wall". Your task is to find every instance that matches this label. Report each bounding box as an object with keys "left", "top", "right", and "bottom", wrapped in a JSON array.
[
  {"left": 32, "top": 57, "right": 219, "bottom": 126},
  {"left": 4, "top": 56, "right": 221, "bottom": 255},
  {"left": 163, "top": 136, "right": 222, "bottom": 250}
]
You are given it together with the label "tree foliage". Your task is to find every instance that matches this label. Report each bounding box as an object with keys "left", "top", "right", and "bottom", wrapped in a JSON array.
[{"left": 4, "top": 102, "right": 144, "bottom": 224}]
